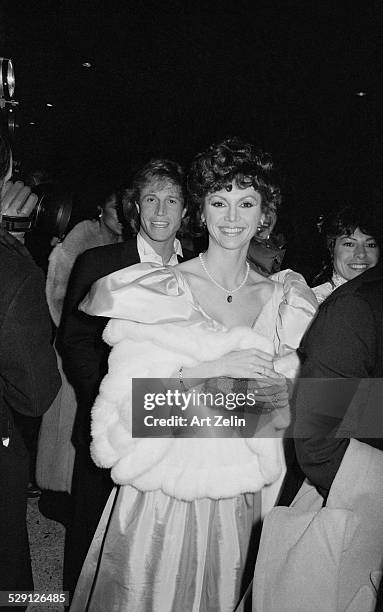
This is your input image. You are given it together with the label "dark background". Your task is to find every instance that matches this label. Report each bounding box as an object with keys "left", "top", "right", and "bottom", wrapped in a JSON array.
[{"left": 1, "top": 0, "right": 382, "bottom": 267}]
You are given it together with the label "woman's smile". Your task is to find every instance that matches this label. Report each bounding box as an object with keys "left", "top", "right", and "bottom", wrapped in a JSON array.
[
  {"left": 203, "top": 183, "right": 264, "bottom": 250},
  {"left": 218, "top": 226, "right": 246, "bottom": 235},
  {"left": 333, "top": 227, "right": 379, "bottom": 281}
]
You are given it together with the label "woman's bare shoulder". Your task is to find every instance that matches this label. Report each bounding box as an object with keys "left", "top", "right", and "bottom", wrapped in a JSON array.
[
  {"left": 246, "top": 268, "right": 276, "bottom": 305},
  {"left": 176, "top": 257, "right": 201, "bottom": 274},
  {"left": 175, "top": 257, "right": 207, "bottom": 291},
  {"left": 248, "top": 267, "right": 274, "bottom": 286}
]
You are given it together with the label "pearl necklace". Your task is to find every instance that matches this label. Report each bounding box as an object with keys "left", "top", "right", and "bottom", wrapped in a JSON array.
[{"left": 199, "top": 253, "right": 250, "bottom": 303}]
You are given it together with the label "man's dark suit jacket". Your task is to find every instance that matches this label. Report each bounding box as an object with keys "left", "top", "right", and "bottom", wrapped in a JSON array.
[
  {"left": 58, "top": 238, "right": 191, "bottom": 445},
  {"left": 59, "top": 237, "right": 192, "bottom": 595},
  {"left": 294, "top": 261, "right": 383, "bottom": 497},
  {"left": 58, "top": 239, "right": 141, "bottom": 445}
]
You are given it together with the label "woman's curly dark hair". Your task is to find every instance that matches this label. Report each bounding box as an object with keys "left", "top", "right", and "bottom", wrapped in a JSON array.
[
  {"left": 187, "top": 137, "right": 282, "bottom": 224},
  {"left": 311, "top": 204, "right": 382, "bottom": 286}
]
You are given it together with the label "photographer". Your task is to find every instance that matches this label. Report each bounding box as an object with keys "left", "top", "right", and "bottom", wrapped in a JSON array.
[{"left": 0, "top": 133, "right": 60, "bottom": 606}]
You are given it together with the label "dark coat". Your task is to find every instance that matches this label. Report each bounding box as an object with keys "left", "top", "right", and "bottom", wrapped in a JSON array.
[
  {"left": 0, "top": 229, "right": 60, "bottom": 595},
  {"left": 59, "top": 237, "right": 192, "bottom": 595},
  {"left": 58, "top": 239, "right": 142, "bottom": 444},
  {"left": 294, "top": 261, "right": 383, "bottom": 496},
  {"left": 0, "top": 230, "right": 60, "bottom": 436},
  {"left": 58, "top": 238, "right": 192, "bottom": 443}
]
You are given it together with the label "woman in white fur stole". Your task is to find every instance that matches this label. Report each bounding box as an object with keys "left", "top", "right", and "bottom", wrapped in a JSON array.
[{"left": 70, "top": 138, "right": 317, "bottom": 612}]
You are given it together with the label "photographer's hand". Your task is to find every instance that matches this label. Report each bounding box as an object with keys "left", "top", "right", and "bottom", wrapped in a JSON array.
[
  {"left": 1, "top": 179, "right": 39, "bottom": 216},
  {"left": 0, "top": 180, "right": 39, "bottom": 242}
]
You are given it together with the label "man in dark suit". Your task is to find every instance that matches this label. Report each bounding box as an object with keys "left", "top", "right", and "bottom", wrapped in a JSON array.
[
  {"left": 293, "top": 259, "right": 383, "bottom": 609},
  {"left": 59, "top": 158, "right": 192, "bottom": 595},
  {"left": 0, "top": 134, "right": 61, "bottom": 608},
  {"left": 294, "top": 259, "right": 383, "bottom": 494}
]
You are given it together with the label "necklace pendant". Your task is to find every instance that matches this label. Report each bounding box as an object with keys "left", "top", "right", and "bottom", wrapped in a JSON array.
[{"left": 227, "top": 295, "right": 233, "bottom": 303}]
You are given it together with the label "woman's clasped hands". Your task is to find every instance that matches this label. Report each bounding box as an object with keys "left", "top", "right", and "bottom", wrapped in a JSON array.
[
  {"left": 220, "top": 347, "right": 277, "bottom": 379},
  {"left": 220, "top": 348, "right": 290, "bottom": 413}
]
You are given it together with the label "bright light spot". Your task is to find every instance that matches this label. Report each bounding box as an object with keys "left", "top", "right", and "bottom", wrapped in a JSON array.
[
  {"left": 29, "top": 122, "right": 35, "bottom": 125},
  {"left": 82, "top": 62, "right": 92, "bottom": 68},
  {"left": 356, "top": 91, "right": 367, "bottom": 97},
  {"left": 46, "top": 103, "right": 53, "bottom": 107}
]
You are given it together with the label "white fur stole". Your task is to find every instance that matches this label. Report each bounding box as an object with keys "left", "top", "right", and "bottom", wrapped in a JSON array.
[{"left": 90, "top": 317, "right": 288, "bottom": 501}]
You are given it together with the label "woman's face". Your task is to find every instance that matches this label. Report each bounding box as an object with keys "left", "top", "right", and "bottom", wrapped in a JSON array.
[
  {"left": 333, "top": 227, "right": 379, "bottom": 281},
  {"left": 202, "top": 182, "right": 264, "bottom": 251},
  {"left": 101, "top": 194, "right": 123, "bottom": 236}
]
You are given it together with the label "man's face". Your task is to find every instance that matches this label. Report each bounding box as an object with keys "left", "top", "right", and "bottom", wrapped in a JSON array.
[{"left": 136, "top": 178, "right": 185, "bottom": 247}]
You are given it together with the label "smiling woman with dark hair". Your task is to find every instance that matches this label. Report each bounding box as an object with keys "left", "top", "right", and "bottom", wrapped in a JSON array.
[
  {"left": 188, "top": 136, "right": 281, "bottom": 234},
  {"left": 70, "top": 137, "right": 317, "bottom": 612},
  {"left": 312, "top": 204, "right": 381, "bottom": 304}
]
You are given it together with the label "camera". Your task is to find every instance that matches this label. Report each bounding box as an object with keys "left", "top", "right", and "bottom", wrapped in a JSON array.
[
  {"left": 1, "top": 183, "right": 73, "bottom": 237},
  {"left": 0, "top": 56, "right": 73, "bottom": 238},
  {"left": 31, "top": 183, "right": 73, "bottom": 237}
]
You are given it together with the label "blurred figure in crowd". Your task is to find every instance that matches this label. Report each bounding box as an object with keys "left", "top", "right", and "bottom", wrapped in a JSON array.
[
  {"left": 35, "top": 187, "right": 124, "bottom": 501},
  {"left": 46, "top": 186, "right": 124, "bottom": 326},
  {"left": 11, "top": 168, "right": 58, "bottom": 498},
  {"left": 23, "top": 168, "right": 58, "bottom": 274},
  {"left": 247, "top": 208, "right": 286, "bottom": 276},
  {"left": 59, "top": 158, "right": 193, "bottom": 597},
  {"left": 0, "top": 134, "right": 60, "bottom": 609}
]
